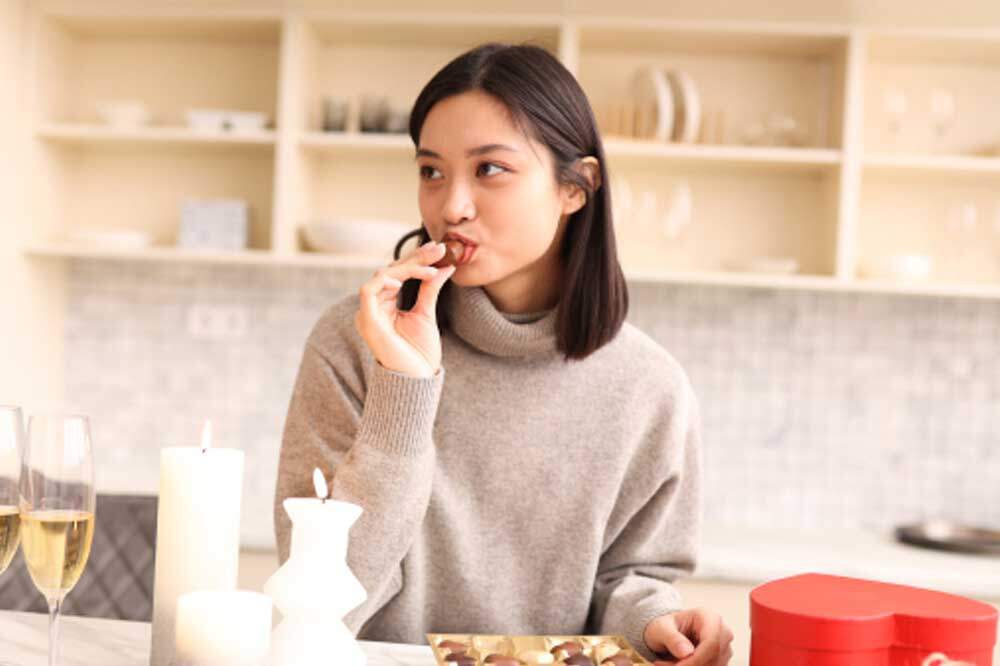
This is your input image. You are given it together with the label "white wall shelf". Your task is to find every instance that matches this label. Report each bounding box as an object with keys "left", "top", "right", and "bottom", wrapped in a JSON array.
[
  {"left": 37, "top": 124, "right": 278, "bottom": 147},
  {"left": 15, "top": 5, "right": 1000, "bottom": 298},
  {"left": 298, "top": 131, "right": 842, "bottom": 170},
  {"left": 299, "top": 131, "right": 411, "bottom": 152},
  {"left": 23, "top": 243, "right": 386, "bottom": 270},
  {"left": 26, "top": 243, "right": 1000, "bottom": 301},
  {"left": 864, "top": 153, "right": 1000, "bottom": 175},
  {"left": 603, "top": 139, "right": 841, "bottom": 172}
]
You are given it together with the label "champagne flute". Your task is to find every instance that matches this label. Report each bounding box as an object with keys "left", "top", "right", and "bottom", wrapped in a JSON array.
[
  {"left": 0, "top": 406, "right": 23, "bottom": 666},
  {"left": 0, "top": 406, "right": 23, "bottom": 574},
  {"left": 20, "top": 414, "right": 96, "bottom": 666}
]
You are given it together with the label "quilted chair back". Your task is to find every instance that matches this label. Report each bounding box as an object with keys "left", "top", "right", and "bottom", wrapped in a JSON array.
[{"left": 0, "top": 494, "right": 157, "bottom": 621}]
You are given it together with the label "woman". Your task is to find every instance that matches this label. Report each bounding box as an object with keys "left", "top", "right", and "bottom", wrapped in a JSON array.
[{"left": 275, "top": 43, "right": 733, "bottom": 666}]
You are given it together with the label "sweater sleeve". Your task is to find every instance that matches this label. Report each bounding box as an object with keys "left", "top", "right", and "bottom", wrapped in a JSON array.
[
  {"left": 274, "top": 314, "right": 443, "bottom": 634},
  {"left": 588, "top": 385, "right": 703, "bottom": 662}
]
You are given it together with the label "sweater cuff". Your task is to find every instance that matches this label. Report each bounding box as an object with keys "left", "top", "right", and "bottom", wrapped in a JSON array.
[
  {"left": 628, "top": 593, "right": 684, "bottom": 662},
  {"left": 355, "top": 361, "right": 444, "bottom": 457}
]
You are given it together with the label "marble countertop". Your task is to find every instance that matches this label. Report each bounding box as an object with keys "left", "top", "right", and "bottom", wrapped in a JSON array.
[
  {"left": 0, "top": 611, "right": 437, "bottom": 666},
  {"left": 696, "top": 525, "right": 1000, "bottom": 600}
]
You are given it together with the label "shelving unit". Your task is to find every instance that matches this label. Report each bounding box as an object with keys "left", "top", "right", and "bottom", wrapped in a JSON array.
[
  {"left": 856, "top": 29, "right": 1000, "bottom": 288},
  {"left": 27, "top": 11, "right": 283, "bottom": 255},
  {"left": 18, "top": 7, "right": 1000, "bottom": 298}
]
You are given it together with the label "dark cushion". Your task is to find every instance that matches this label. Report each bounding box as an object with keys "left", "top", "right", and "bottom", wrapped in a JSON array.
[{"left": 0, "top": 494, "right": 157, "bottom": 621}]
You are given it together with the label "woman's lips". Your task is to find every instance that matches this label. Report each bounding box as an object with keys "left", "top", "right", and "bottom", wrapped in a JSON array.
[{"left": 456, "top": 243, "right": 476, "bottom": 266}]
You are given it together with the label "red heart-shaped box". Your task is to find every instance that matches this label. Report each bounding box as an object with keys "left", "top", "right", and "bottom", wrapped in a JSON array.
[{"left": 751, "top": 573, "right": 998, "bottom": 665}]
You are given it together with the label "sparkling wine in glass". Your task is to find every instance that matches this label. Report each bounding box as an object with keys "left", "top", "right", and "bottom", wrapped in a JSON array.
[
  {"left": 0, "top": 406, "right": 23, "bottom": 575},
  {"left": 0, "top": 407, "right": 24, "bottom": 666},
  {"left": 20, "top": 414, "right": 96, "bottom": 666}
]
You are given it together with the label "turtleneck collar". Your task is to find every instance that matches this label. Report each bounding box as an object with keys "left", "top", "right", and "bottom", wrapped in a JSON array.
[{"left": 445, "top": 285, "right": 559, "bottom": 358}]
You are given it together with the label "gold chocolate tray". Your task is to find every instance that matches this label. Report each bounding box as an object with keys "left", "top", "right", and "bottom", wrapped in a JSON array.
[{"left": 426, "top": 633, "right": 652, "bottom": 665}]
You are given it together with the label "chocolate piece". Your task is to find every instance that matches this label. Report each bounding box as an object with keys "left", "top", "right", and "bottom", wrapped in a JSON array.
[
  {"left": 444, "top": 654, "right": 476, "bottom": 665},
  {"left": 600, "top": 654, "right": 632, "bottom": 666},
  {"left": 439, "top": 640, "right": 469, "bottom": 653},
  {"left": 485, "top": 655, "right": 522, "bottom": 665},
  {"left": 432, "top": 240, "right": 464, "bottom": 268},
  {"left": 564, "top": 654, "right": 595, "bottom": 666},
  {"left": 550, "top": 641, "right": 582, "bottom": 657}
]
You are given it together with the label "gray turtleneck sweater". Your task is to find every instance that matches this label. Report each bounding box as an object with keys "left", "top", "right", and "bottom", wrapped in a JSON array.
[{"left": 274, "top": 286, "right": 702, "bottom": 661}]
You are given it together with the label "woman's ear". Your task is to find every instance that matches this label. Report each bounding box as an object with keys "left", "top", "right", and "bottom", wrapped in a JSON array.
[{"left": 562, "top": 156, "right": 602, "bottom": 216}]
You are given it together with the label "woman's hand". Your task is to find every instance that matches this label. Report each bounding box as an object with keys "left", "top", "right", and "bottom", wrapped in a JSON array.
[
  {"left": 354, "top": 241, "right": 456, "bottom": 378},
  {"left": 644, "top": 608, "right": 734, "bottom": 665}
]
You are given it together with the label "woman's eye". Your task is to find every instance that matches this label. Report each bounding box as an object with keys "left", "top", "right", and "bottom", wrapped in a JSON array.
[
  {"left": 419, "top": 165, "right": 442, "bottom": 180},
  {"left": 477, "top": 162, "right": 506, "bottom": 177}
]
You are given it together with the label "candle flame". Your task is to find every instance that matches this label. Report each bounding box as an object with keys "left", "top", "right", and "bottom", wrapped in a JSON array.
[
  {"left": 313, "top": 467, "right": 329, "bottom": 500},
  {"left": 200, "top": 420, "right": 213, "bottom": 451}
]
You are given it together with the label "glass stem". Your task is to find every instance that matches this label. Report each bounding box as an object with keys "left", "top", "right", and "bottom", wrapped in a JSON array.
[{"left": 47, "top": 596, "right": 62, "bottom": 666}]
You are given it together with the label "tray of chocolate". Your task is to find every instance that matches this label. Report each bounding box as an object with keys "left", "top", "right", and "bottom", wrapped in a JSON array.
[{"left": 426, "top": 633, "right": 652, "bottom": 665}]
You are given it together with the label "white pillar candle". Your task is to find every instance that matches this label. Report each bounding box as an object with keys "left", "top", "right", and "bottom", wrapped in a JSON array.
[
  {"left": 150, "top": 442, "right": 244, "bottom": 666},
  {"left": 174, "top": 590, "right": 272, "bottom": 666}
]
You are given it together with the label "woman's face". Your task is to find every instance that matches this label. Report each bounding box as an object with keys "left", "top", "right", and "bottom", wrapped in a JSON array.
[{"left": 416, "top": 90, "right": 587, "bottom": 312}]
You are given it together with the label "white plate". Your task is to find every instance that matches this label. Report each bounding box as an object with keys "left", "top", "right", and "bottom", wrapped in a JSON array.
[
  {"left": 666, "top": 69, "right": 701, "bottom": 144},
  {"left": 631, "top": 65, "right": 673, "bottom": 141}
]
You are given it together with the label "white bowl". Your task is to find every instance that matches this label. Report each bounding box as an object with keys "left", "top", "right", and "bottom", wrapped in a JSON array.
[
  {"left": 186, "top": 109, "right": 227, "bottom": 132},
  {"left": 96, "top": 101, "right": 150, "bottom": 129},
  {"left": 301, "top": 219, "right": 415, "bottom": 256},
  {"left": 884, "top": 254, "right": 933, "bottom": 281},
  {"left": 869, "top": 254, "right": 934, "bottom": 282},
  {"left": 226, "top": 111, "right": 268, "bottom": 132},
  {"left": 187, "top": 109, "right": 269, "bottom": 133}
]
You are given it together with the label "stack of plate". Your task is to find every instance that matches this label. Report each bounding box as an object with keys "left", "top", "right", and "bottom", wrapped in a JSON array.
[{"left": 631, "top": 65, "right": 701, "bottom": 143}]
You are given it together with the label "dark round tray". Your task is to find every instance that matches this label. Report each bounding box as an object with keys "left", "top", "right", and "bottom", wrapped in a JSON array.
[{"left": 895, "top": 522, "right": 1000, "bottom": 556}]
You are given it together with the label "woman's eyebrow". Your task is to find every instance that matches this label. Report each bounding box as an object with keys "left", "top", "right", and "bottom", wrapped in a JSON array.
[{"left": 415, "top": 143, "right": 519, "bottom": 160}]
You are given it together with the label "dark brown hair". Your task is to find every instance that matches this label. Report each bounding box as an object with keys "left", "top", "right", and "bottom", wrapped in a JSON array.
[{"left": 395, "top": 42, "right": 628, "bottom": 361}]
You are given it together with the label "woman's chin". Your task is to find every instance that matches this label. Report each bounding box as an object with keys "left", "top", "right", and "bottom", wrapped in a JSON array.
[{"left": 448, "top": 268, "right": 484, "bottom": 288}]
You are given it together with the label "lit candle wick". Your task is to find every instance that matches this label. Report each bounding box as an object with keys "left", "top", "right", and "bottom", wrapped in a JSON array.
[
  {"left": 200, "top": 420, "right": 213, "bottom": 453},
  {"left": 312, "top": 467, "right": 329, "bottom": 504}
]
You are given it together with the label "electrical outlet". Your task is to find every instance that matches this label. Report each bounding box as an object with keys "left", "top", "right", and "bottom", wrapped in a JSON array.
[{"left": 186, "top": 305, "right": 248, "bottom": 340}]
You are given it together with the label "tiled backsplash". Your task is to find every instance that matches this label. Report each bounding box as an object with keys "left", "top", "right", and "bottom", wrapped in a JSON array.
[{"left": 64, "top": 260, "right": 1000, "bottom": 548}]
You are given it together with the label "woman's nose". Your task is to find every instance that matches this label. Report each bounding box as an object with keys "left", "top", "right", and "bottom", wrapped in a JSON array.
[{"left": 441, "top": 181, "right": 476, "bottom": 225}]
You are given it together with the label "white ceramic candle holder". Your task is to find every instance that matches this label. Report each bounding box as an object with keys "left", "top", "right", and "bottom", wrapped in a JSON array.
[{"left": 264, "top": 477, "right": 367, "bottom": 666}]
